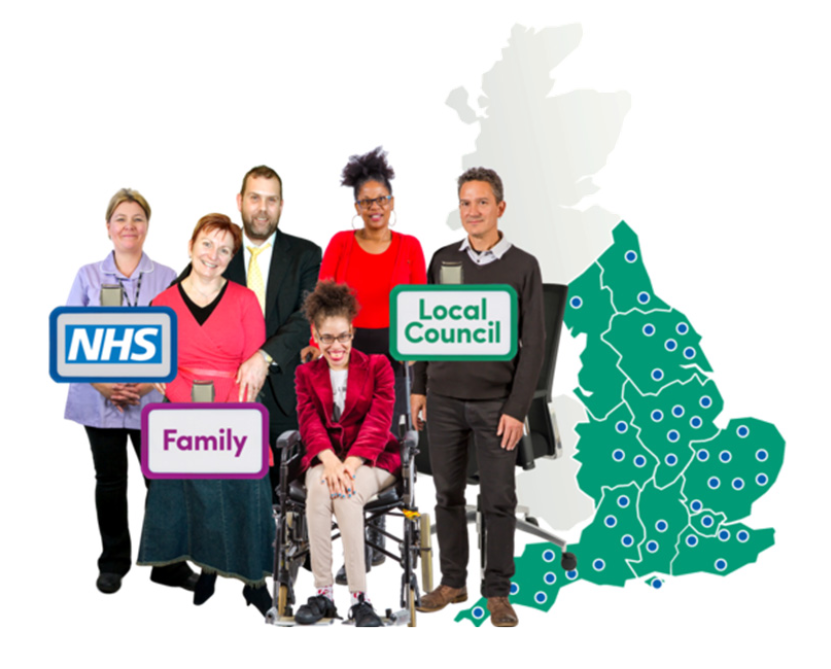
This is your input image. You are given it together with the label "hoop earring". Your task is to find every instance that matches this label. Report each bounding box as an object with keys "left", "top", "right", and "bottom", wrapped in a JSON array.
[
  {"left": 351, "top": 214, "right": 362, "bottom": 230},
  {"left": 389, "top": 210, "right": 397, "bottom": 228}
]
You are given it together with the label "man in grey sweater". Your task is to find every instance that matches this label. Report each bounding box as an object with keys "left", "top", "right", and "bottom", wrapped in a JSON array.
[{"left": 411, "top": 167, "right": 545, "bottom": 627}]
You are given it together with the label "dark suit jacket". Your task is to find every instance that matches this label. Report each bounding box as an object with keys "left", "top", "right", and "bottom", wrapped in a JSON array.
[
  {"left": 295, "top": 349, "right": 401, "bottom": 476},
  {"left": 224, "top": 229, "right": 322, "bottom": 426}
]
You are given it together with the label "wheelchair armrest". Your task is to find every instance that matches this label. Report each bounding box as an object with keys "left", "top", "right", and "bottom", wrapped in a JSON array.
[
  {"left": 401, "top": 429, "right": 419, "bottom": 464},
  {"left": 276, "top": 430, "right": 303, "bottom": 464}
]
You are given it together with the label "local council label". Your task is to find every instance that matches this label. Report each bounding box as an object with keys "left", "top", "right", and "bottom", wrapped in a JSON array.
[{"left": 390, "top": 285, "right": 517, "bottom": 361}]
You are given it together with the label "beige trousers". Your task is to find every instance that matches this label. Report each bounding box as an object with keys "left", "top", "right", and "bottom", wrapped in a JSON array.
[{"left": 305, "top": 464, "right": 396, "bottom": 593}]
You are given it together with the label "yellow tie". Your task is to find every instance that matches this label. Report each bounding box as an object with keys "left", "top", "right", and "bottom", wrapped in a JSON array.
[{"left": 247, "top": 243, "right": 271, "bottom": 314}]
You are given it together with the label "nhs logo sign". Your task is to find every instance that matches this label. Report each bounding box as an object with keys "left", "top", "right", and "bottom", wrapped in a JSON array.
[{"left": 50, "top": 307, "right": 177, "bottom": 383}]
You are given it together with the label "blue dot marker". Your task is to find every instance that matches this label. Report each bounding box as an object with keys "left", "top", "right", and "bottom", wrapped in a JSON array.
[
  {"left": 646, "top": 541, "right": 659, "bottom": 553},
  {"left": 697, "top": 449, "right": 709, "bottom": 462},
  {"left": 732, "top": 478, "right": 745, "bottom": 490},
  {"left": 737, "top": 530, "right": 749, "bottom": 543},
  {"left": 643, "top": 324, "right": 655, "bottom": 336},
  {"left": 566, "top": 570, "right": 578, "bottom": 580},
  {"left": 634, "top": 455, "right": 646, "bottom": 468},
  {"left": 509, "top": 583, "right": 519, "bottom": 595},
  {"left": 625, "top": 250, "right": 638, "bottom": 262},
  {"left": 604, "top": 515, "right": 617, "bottom": 528},
  {"left": 719, "top": 451, "right": 732, "bottom": 463},
  {"left": 652, "top": 409, "right": 663, "bottom": 422},
  {"left": 656, "top": 520, "right": 668, "bottom": 532},
  {"left": 756, "top": 449, "right": 768, "bottom": 462},
  {"left": 593, "top": 559, "right": 605, "bottom": 571},
  {"left": 672, "top": 405, "right": 684, "bottom": 417},
  {"left": 472, "top": 606, "right": 485, "bottom": 619},
  {"left": 535, "top": 591, "right": 548, "bottom": 604},
  {"left": 708, "top": 477, "right": 720, "bottom": 490},
  {"left": 719, "top": 529, "right": 730, "bottom": 541},
  {"left": 570, "top": 296, "right": 583, "bottom": 309},
  {"left": 700, "top": 396, "right": 712, "bottom": 408},
  {"left": 690, "top": 416, "right": 702, "bottom": 428},
  {"left": 665, "top": 339, "right": 677, "bottom": 351},
  {"left": 617, "top": 495, "right": 630, "bottom": 508},
  {"left": 638, "top": 292, "right": 650, "bottom": 304},
  {"left": 756, "top": 473, "right": 768, "bottom": 486},
  {"left": 652, "top": 369, "right": 664, "bottom": 381},
  {"left": 683, "top": 347, "right": 696, "bottom": 359},
  {"left": 612, "top": 449, "right": 625, "bottom": 462},
  {"left": 622, "top": 534, "right": 634, "bottom": 547},
  {"left": 737, "top": 425, "right": 749, "bottom": 438},
  {"left": 542, "top": 549, "right": 555, "bottom": 562},
  {"left": 690, "top": 500, "right": 702, "bottom": 512},
  {"left": 544, "top": 572, "right": 557, "bottom": 585},
  {"left": 676, "top": 323, "right": 689, "bottom": 335},
  {"left": 665, "top": 454, "right": 678, "bottom": 466},
  {"left": 686, "top": 535, "right": 698, "bottom": 547},
  {"left": 715, "top": 559, "right": 727, "bottom": 572},
  {"left": 667, "top": 430, "right": 679, "bottom": 443},
  {"left": 652, "top": 579, "right": 663, "bottom": 590},
  {"left": 702, "top": 515, "right": 714, "bottom": 528},
  {"left": 615, "top": 421, "right": 628, "bottom": 434}
]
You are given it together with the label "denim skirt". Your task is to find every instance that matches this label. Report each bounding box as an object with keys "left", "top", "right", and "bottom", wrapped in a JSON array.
[{"left": 138, "top": 476, "right": 274, "bottom": 586}]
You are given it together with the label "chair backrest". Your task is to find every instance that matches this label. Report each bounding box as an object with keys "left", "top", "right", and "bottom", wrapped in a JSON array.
[{"left": 414, "top": 283, "right": 568, "bottom": 481}]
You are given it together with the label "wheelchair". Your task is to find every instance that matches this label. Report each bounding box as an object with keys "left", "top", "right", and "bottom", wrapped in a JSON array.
[{"left": 266, "top": 425, "right": 433, "bottom": 627}]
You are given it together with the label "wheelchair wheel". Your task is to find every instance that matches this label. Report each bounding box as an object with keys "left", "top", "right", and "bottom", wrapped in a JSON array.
[
  {"left": 419, "top": 513, "right": 433, "bottom": 593},
  {"left": 277, "top": 584, "right": 290, "bottom": 617}
]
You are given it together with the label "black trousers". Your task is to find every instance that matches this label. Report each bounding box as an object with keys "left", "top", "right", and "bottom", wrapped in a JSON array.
[
  {"left": 85, "top": 426, "right": 195, "bottom": 584},
  {"left": 426, "top": 392, "right": 517, "bottom": 597},
  {"left": 85, "top": 426, "right": 144, "bottom": 575}
]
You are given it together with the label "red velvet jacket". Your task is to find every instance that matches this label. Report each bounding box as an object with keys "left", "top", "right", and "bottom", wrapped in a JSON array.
[{"left": 295, "top": 348, "right": 401, "bottom": 476}]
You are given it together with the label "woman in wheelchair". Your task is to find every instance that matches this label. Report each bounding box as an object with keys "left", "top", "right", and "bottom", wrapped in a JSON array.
[{"left": 294, "top": 280, "right": 401, "bottom": 626}]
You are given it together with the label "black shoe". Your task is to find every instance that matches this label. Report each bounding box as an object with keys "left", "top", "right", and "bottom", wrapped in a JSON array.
[
  {"left": 367, "top": 516, "right": 386, "bottom": 566},
  {"left": 335, "top": 541, "right": 373, "bottom": 586},
  {"left": 335, "top": 564, "right": 348, "bottom": 586},
  {"left": 150, "top": 563, "right": 199, "bottom": 592},
  {"left": 242, "top": 584, "right": 273, "bottom": 617},
  {"left": 349, "top": 593, "right": 383, "bottom": 627},
  {"left": 96, "top": 572, "right": 122, "bottom": 594},
  {"left": 193, "top": 572, "right": 217, "bottom": 606},
  {"left": 295, "top": 594, "right": 338, "bottom": 625}
]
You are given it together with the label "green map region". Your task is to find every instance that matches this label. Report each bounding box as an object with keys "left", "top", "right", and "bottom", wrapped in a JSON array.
[{"left": 456, "top": 221, "right": 785, "bottom": 626}]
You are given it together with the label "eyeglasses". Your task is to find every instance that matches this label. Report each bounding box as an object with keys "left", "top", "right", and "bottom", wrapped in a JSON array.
[
  {"left": 317, "top": 332, "right": 353, "bottom": 346},
  {"left": 356, "top": 196, "right": 392, "bottom": 210}
]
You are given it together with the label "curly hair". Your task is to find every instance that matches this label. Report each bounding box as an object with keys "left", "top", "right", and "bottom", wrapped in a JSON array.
[
  {"left": 340, "top": 146, "right": 395, "bottom": 200},
  {"left": 457, "top": 166, "right": 504, "bottom": 203},
  {"left": 304, "top": 280, "right": 360, "bottom": 329}
]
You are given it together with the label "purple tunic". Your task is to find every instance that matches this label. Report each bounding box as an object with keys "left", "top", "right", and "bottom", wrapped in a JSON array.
[{"left": 64, "top": 251, "right": 177, "bottom": 429}]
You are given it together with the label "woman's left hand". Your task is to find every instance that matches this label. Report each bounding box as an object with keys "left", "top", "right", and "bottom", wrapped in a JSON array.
[{"left": 343, "top": 456, "right": 363, "bottom": 489}]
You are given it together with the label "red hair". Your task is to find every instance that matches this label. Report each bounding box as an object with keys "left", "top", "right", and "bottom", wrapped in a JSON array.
[{"left": 189, "top": 213, "right": 243, "bottom": 254}]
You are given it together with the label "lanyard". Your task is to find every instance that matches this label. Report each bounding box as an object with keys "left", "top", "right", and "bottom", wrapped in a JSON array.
[{"left": 115, "top": 272, "right": 143, "bottom": 307}]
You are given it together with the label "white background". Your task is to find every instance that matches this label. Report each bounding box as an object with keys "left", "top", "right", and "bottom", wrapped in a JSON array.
[{"left": 2, "top": 1, "right": 828, "bottom": 666}]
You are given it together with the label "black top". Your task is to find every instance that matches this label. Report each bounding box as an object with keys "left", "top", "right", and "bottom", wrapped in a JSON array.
[
  {"left": 177, "top": 281, "right": 229, "bottom": 326},
  {"left": 411, "top": 243, "right": 546, "bottom": 421}
]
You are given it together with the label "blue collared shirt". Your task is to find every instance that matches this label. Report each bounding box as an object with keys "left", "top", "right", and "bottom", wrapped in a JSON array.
[{"left": 64, "top": 252, "right": 176, "bottom": 429}]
